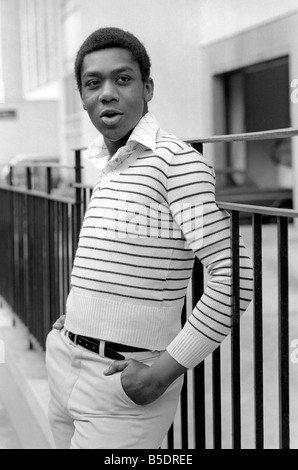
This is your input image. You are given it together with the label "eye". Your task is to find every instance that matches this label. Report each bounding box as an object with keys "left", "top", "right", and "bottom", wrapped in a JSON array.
[
  {"left": 86, "top": 79, "right": 100, "bottom": 88},
  {"left": 117, "top": 75, "right": 131, "bottom": 84}
]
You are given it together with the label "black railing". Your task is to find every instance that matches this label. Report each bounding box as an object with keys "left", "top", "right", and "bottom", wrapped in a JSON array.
[{"left": 0, "top": 128, "right": 298, "bottom": 448}]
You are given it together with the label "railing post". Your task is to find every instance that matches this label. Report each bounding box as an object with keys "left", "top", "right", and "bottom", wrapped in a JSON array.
[
  {"left": 74, "top": 149, "right": 83, "bottom": 247},
  {"left": 191, "top": 142, "right": 203, "bottom": 154},
  {"left": 231, "top": 210, "right": 241, "bottom": 449},
  {"left": 180, "top": 302, "right": 189, "bottom": 450},
  {"left": 192, "top": 258, "right": 206, "bottom": 449},
  {"left": 9, "top": 166, "right": 13, "bottom": 186},
  {"left": 26, "top": 167, "right": 32, "bottom": 190},
  {"left": 46, "top": 167, "right": 52, "bottom": 194},
  {"left": 212, "top": 346, "right": 222, "bottom": 449},
  {"left": 277, "top": 216, "right": 290, "bottom": 449},
  {"left": 252, "top": 213, "right": 264, "bottom": 449}
]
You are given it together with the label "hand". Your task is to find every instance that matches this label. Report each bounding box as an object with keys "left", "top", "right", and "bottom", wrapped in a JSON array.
[
  {"left": 52, "top": 314, "right": 66, "bottom": 331},
  {"left": 104, "top": 359, "right": 166, "bottom": 406}
]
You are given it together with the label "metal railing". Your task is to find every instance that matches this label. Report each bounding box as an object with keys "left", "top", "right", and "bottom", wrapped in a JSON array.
[{"left": 0, "top": 128, "right": 298, "bottom": 449}]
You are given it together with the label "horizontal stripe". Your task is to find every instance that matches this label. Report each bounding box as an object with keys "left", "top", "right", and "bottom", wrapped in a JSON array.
[
  {"left": 168, "top": 179, "right": 215, "bottom": 193},
  {"left": 77, "top": 241, "right": 194, "bottom": 261},
  {"left": 71, "top": 273, "right": 163, "bottom": 292},
  {"left": 116, "top": 173, "right": 167, "bottom": 192},
  {"left": 170, "top": 190, "right": 215, "bottom": 205},
  {"left": 75, "top": 254, "right": 193, "bottom": 272},
  {"left": 168, "top": 170, "right": 216, "bottom": 180},
  {"left": 188, "top": 318, "right": 222, "bottom": 344},
  {"left": 67, "top": 114, "right": 253, "bottom": 369}
]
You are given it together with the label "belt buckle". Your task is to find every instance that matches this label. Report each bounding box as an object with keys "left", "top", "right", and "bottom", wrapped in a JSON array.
[{"left": 66, "top": 330, "right": 77, "bottom": 345}]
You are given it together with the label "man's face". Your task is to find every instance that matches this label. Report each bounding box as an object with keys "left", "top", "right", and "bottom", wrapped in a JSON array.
[{"left": 81, "top": 47, "right": 154, "bottom": 155}]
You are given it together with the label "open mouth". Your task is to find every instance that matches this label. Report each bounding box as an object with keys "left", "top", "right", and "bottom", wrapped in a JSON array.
[{"left": 100, "top": 110, "right": 123, "bottom": 125}]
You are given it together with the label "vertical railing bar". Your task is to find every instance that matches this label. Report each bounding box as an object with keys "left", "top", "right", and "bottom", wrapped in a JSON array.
[
  {"left": 230, "top": 210, "right": 241, "bottom": 449},
  {"left": 42, "top": 198, "right": 50, "bottom": 342},
  {"left": 54, "top": 201, "right": 60, "bottom": 323},
  {"left": 74, "top": 149, "right": 83, "bottom": 247},
  {"left": 9, "top": 165, "right": 13, "bottom": 186},
  {"left": 167, "top": 424, "right": 174, "bottom": 449},
  {"left": 19, "top": 194, "right": 25, "bottom": 324},
  {"left": 26, "top": 167, "right": 32, "bottom": 190},
  {"left": 61, "top": 202, "right": 68, "bottom": 311},
  {"left": 14, "top": 193, "right": 20, "bottom": 317},
  {"left": 49, "top": 199, "right": 55, "bottom": 325},
  {"left": 23, "top": 192, "right": 30, "bottom": 339},
  {"left": 192, "top": 258, "right": 206, "bottom": 449},
  {"left": 8, "top": 189, "right": 15, "bottom": 309},
  {"left": 67, "top": 203, "right": 72, "bottom": 292},
  {"left": 71, "top": 203, "right": 76, "bottom": 263},
  {"left": 277, "top": 216, "right": 290, "bottom": 449},
  {"left": 212, "top": 346, "right": 222, "bottom": 449},
  {"left": 180, "top": 301, "right": 189, "bottom": 449},
  {"left": 47, "top": 167, "right": 52, "bottom": 195},
  {"left": 57, "top": 201, "right": 63, "bottom": 318},
  {"left": 28, "top": 195, "right": 35, "bottom": 347},
  {"left": 44, "top": 196, "right": 52, "bottom": 333},
  {"left": 37, "top": 197, "right": 44, "bottom": 343},
  {"left": 252, "top": 212, "right": 264, "bottom": 449}
]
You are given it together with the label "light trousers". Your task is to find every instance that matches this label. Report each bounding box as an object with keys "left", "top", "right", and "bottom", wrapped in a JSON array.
[{"left": 45, "top": 328, "right": 183, "bottom": 449}]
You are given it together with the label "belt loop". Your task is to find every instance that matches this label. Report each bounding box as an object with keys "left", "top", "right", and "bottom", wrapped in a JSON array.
[{"left": 99, "top": 340, "right": 105, "bottom": 358}]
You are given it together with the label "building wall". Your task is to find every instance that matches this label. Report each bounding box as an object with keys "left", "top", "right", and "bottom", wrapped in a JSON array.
[
  {"left": 0, "top": 0, "right": 61, "bottom": 166},
  {"left": 19, "top": 0, "right": 59, "bottom": 99},
  {"left": 0, "top": 0, "right": 23, "bottom": 102},
  {"left": 198, "top": 0, "right": 298, "bottom": 45},
  {"left": 0, "top": 101, "right": 60, "bottom": 162},
  {"left": 199, "top": 12, "right": 298, "bottom": 212}
]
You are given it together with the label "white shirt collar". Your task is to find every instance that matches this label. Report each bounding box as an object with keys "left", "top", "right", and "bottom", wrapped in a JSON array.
[{"left": 83, "top": 112, "right": 159, "bottom": 171}]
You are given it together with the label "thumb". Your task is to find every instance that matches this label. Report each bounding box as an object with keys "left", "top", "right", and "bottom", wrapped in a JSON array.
[{"left": 104, "top": 360, "right": 129, "bottom": 376}]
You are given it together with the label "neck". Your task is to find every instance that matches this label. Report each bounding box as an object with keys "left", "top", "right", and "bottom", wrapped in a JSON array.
[{"left": 105, "top": 130, "right": 133, "bottom": 158}]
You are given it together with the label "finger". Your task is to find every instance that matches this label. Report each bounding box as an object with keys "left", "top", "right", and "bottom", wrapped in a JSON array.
[
  {"left": 52, "top": 315, "right": 66, "bottom": 329},
  {"left": 103, "top": 360, "right": 129, "bottom": 375}
]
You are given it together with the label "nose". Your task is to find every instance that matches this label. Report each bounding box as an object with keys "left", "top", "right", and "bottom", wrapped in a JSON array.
[{"left": 99, "top": 80, "right": 119, "bottom": 103}]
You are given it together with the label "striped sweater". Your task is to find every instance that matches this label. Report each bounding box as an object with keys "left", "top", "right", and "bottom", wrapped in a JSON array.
[{"left": 65, "top": 113, "right": 253, "bottom": 369}]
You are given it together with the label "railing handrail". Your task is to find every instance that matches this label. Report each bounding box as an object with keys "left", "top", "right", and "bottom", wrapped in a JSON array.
[
  {"left": 218, "top": 201, "right": 298, "bottom": 217},
  {"left": 184, "top": 127, "right": 298, "bottom": 144},
  {"left": 1, "top": 163, "right": 75, "bottom": 169},
  {"left": 0, "top": 184, "right": 75, "bottom": 203},
  {"left": 1, "top": 183, "right": 297, "bottom": 219}
]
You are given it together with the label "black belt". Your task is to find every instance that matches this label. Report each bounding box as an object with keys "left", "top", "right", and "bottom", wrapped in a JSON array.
[{"left": 66, "top": 331, "right": 149, "bottom": 360}]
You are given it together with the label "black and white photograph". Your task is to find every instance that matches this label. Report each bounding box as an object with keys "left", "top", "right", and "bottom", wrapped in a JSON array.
[{"left": 0, "top": 0, "right": 297, "bottom": 452}]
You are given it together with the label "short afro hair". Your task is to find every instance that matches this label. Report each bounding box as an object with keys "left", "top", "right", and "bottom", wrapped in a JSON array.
[{"left": 74, "top": 27, "right": 151, "bottom": 95}]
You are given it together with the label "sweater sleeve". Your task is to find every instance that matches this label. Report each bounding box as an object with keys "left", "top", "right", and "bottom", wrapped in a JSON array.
[{"left": 166, "top": 148, "right": 254, "bottom": 369}]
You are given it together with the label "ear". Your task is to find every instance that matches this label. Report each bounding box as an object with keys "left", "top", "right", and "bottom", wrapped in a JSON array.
[
  {"left": 143, "top": 78, "right": 154, "bottom": 104},
  {"left": 81, "top": 99, "right": 87, "bottom": 111}
]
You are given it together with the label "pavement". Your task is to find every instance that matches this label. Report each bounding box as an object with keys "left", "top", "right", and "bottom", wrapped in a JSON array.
[
  {"left": 0, "top": 304, "right": 22, "bottom": 449},
  {"left": 0, "top": 398, "right": 21, "bottom": 449},
  {"left": 0, "top": 222, "right": 297, "bottom": 449}
]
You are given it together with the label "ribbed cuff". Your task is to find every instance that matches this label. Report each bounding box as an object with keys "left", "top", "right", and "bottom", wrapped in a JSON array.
[{"left": 166, "top": 322, "right": 220, "bottom": 369}]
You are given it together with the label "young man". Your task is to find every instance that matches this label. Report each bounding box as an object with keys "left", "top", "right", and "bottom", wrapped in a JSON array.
[{"left": 46, "top": 27, "right": 253, "bottom": 449}]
